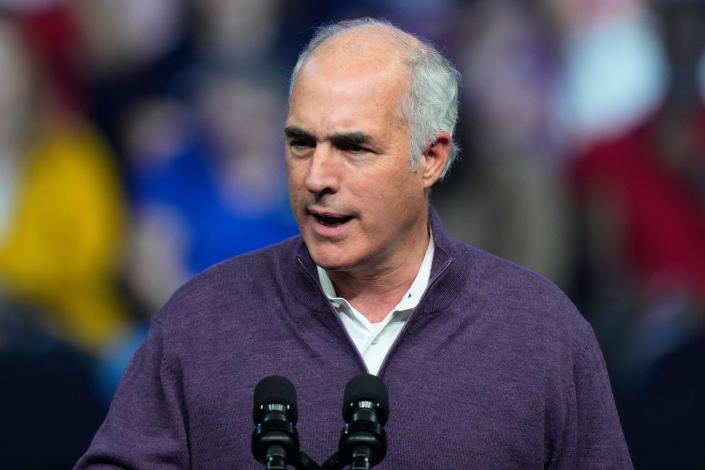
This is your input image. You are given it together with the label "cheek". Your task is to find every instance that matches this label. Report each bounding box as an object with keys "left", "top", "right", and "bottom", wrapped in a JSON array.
[
  {"left": 357, "top": 181, "right": 407, "bottom": 222},
  {"left": 286, "top": 165, "right": 306, "bottom": 194},
  {"left": 370, "top": 167, "right": 420, "bottom": 198},
  {"left": 286, "top": 177, "right": 305, "bottom": 215}
]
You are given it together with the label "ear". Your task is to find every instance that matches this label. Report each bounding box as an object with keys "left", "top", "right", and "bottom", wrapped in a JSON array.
[{"left": 420, "top": 131, "right": 451, "bottom": 189}]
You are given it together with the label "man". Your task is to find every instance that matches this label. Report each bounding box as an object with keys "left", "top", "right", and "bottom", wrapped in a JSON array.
[{"left": 76, "top": 19, "right": 632, "bottom": 469}]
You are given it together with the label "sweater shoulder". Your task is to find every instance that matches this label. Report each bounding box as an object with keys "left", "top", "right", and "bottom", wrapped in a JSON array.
[
  {"left": 454, "top": 242, "right": 592, "bottom": 348},
  {"left": 152, "top": 236, "right": 302, "bottom": 328}
]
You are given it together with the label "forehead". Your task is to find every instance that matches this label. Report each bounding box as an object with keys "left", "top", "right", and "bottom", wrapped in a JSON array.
[{"left": 287, "top": 31, "right": 411, "bottom": 135}]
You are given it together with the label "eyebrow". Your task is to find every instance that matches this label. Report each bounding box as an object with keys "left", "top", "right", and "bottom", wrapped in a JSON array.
[
  {"left": 284, "top": 126, "right": 377, "bottom": 149},
  {"left": 284, "top": 126, "right": 315, "bottom": 142},
  {"left": 330, "top": 132, "right": 373, "bottom": 148}
]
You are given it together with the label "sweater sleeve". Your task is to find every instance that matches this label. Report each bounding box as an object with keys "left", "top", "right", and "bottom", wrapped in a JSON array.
[
  {"left": 74, "top": 319, "right": 190, "bottom": 469},
  {"left": 552, "top": 324, "right": 633, "bottom": 469}
]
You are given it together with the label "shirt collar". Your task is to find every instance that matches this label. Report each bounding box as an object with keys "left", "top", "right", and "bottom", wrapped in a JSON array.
[{"left": 317, "top": 231, "right": 435, "bottom": 314}]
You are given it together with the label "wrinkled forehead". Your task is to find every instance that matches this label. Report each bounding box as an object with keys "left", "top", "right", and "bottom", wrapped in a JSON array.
[{"left": 288, "top": 60, "right": 409, "bottom": 136}]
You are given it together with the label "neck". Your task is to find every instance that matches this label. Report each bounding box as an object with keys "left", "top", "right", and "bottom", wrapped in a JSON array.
[{"left": 328, "top": 221, "right": 430, "bottom": 323}]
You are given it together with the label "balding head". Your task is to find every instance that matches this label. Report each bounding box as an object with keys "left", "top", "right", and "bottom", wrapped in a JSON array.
[
  {"left": 301, "top": 22, "right": 421, "bottom": 71},
  {"left": 293, "top": 24, "right": 412, "bottom": 116},
  {"left": 289, "top": 19, "right": 460, "bottom": 178}
]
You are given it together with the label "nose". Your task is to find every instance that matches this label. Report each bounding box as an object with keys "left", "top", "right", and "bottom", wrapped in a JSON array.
[{"left": 304, "top": 142, "right": 340, "bottom": 196}]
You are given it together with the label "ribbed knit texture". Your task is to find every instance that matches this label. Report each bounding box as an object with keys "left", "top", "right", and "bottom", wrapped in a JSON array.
[{"left": 76, "top": 208, "right": 632, "bottom": 469}]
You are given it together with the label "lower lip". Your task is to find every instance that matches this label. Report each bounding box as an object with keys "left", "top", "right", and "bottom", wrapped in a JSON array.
[{"left": 311, "top": 216, "right": 354, "bottom": 238}]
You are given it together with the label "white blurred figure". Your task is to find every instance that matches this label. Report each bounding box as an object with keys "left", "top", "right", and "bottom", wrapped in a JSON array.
[
  {"left": 552, "top": 0, "right": 667, "bottom": 148},
  {"left": 194, "top": 0, "right": 283, "bottom": 64},
  {"left": 72, "top": 0, "right": 185, "bottom": 73}
]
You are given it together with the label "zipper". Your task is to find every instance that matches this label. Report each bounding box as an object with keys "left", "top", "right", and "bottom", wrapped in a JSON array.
[{"left": 376, "top": 258, "right": 453, "bottom": 378}]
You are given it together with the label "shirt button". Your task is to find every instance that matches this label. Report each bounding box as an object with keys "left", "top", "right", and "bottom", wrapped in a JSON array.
[{"left": 371, "top": 338, "right": 379, "bottom": 345}]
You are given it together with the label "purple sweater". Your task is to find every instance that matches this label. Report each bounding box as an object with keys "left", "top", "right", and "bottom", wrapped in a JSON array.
[{"left": 76, "top": 210, "right": 632, "bottom": 469}]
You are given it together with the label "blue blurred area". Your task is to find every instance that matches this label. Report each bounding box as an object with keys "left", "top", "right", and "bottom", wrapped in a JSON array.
[
  {"left": 128, "top": 115, "right": 297, "bottom": 276},
  {"left": 0, "top": 0, "right": 704, "bottom": 468}
]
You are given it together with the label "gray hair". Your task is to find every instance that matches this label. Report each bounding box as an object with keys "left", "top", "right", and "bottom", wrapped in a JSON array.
[{"left": 289, "top": 18, "right": 461, "bottom": 178}]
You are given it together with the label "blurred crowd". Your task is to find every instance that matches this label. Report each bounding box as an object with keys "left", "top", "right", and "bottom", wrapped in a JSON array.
[{"left": 0, "top": 0, "right": 703, "bottom": 468}]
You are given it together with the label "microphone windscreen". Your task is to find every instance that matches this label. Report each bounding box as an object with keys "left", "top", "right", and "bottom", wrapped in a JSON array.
[
  {"left": 343, "top": 374, "right": 389, "bottom": 425},
  {"left": 253, "top": 375, "right": 298, "bottom": 424}
]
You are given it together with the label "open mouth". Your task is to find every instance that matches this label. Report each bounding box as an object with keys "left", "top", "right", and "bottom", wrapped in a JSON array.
[{"left": 310, "top": 211, "right": 354, "bottom": 228}]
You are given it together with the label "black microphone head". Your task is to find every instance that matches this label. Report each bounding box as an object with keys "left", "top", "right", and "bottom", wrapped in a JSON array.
[
  {"left": 342, "top": 374, "right": 389, "bottom": 425},
  {"left": 253, "top": 375, "right": 298, "bottom": 424}
]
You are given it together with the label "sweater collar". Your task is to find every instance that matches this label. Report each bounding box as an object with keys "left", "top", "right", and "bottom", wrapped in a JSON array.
[{"left": 289, "top": 204, "right": 468, "bottom": 316}]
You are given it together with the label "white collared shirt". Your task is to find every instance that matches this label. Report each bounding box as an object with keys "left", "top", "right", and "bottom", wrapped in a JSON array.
[{"left": 316, "top": 234, "right": 435, "bottom": 375}]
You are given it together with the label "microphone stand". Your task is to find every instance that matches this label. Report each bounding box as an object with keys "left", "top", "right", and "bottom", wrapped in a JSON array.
[
  {"left": 296, "top": 452, "right": 321, "bottom": 470},
  {"left": 350, "top": 446, "right": 372, "bottom": 470},
  {"left": 320, "top": 449, "right": 374, "bottom": 470},
  {"left": 320, "top": 452, "right": 343, "bottom": 470},
  {"left": 265, "top": 445, "right": 287, "bottom": 470}
]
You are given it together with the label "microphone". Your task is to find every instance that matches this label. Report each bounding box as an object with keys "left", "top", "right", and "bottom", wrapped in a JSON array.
[
  {"left": 338, "top": 374, "right": 389, "bottom": 470},
  {"left": 252, "top": 376, "right": 301, "bottom": 470}
]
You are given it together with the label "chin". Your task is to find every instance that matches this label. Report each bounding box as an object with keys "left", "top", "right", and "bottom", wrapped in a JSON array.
[
  {"left": 311, "top": 253, "right": 348, "bottom": 271},
  {"left": 308, "top": 246, "right": 353, "bottom": 271}
]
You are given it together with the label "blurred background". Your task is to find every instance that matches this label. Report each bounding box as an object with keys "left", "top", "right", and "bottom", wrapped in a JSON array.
[{"left": 0, "top": 0, "right": 703, "bottom": 468}]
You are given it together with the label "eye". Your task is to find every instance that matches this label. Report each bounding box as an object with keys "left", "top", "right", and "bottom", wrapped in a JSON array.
[{"left": 288, "top": 139, "right": 315, "bottom": 155}]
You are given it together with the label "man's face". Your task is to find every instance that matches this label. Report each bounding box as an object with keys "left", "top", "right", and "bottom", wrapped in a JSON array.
[{"left": 285, "top": 42, "right": 431, "bottom": 274}]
